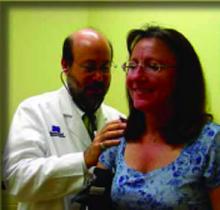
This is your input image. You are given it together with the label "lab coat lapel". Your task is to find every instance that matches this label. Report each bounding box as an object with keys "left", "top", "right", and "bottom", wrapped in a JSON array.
[
  {"left": 67, "top": 113, "right": 91, "bottom": 148},
  {"left": 96, "top": 105, "right": 108, "bottom": 131},
  {"left": 59, "top": 87, "right": 91, "bottom": 148}
]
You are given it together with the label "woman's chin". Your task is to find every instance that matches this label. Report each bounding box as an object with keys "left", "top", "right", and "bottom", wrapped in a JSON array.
[{"left": 133, "top": 101, "right": 153, "bottom": 112}]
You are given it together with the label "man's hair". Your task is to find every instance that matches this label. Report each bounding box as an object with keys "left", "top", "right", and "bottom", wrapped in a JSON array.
[
  {"left": 124, "top": 25, "right": 212, "bottom": 145},
  {"left": 62, "top": 36, "right": 73, "bottom": 67},
  {"left": 62, "top": 33, "right": 113, "bottom": 68}
]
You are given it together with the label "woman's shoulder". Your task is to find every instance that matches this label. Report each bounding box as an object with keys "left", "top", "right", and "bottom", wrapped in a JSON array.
[
  {"left": 198, "top": 121, "right": 220, "bottom": 187},
  {"left": 200, "top": 121, "right": 220, "bottom": 142},
  {"left": 189, "top": 121, "right": 220, "bottom": 154},
  {"left": 99, "top": 137, "right": 126, "bottom": 169},
  {"left": 184, "top": 121, "right": 220, "bottom": 155},
  {"left": 203, "top": 121, "right": 220, "bottom": 131}
]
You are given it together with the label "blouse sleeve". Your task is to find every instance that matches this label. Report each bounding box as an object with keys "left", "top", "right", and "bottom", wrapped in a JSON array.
[
  {"left": 204, "top": 129, "right": 220, "bottom": 188},
  {"left": 98, "top": 144, "right": 119, "bottom": 171}
]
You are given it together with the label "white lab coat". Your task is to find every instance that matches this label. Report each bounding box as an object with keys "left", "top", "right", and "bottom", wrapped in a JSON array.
[{"left": 3, "top": 86, "right": 125, "bottom": 210}]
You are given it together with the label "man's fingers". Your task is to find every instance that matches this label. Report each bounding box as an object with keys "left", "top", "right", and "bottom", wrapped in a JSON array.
[
  {"left": 94, "top": 127, "right": 125, "bottom": 143},
  {"left": 99, "top": 139, "right": 120, "bottom": 151},
  {"left": 99, "top": 121, "right": 126, "bottom": 134},
  {"left": 84, "top": 119, "right": 126, "bottom": 167},
  {"left": 99, "top": 129, "right": 125, "bottom": 141}
]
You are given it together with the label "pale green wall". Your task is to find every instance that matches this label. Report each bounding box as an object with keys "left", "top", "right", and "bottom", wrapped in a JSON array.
[{"left": 7, "top": 3, "right": 220, "bottom": 127}]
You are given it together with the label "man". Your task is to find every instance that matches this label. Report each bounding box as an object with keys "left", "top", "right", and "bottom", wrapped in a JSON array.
[{"left": 3, "top": 28, "right": 126, "bottom": 210}]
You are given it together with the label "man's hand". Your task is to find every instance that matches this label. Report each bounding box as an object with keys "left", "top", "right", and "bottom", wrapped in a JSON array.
[{"left": 84, "top": 119, "right": 126, "bottom": 168}]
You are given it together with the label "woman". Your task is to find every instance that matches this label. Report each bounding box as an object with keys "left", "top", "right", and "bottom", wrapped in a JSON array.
[{"left": 97, "top": 25, "right": 220, "bottom": 210}]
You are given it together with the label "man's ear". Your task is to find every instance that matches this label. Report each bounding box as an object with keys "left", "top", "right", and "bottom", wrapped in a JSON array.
[{"left": 61, "top": 59, "right": 69, "bottom": 74}]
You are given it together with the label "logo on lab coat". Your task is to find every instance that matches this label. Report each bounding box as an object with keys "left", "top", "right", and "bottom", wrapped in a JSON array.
[{"left": 49, "top": 125, "right": 65, "bottom": 138}]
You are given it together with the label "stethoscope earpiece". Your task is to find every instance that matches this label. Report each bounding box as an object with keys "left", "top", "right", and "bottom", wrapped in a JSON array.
[{"left": 60, "top": 70, "right": 71, "bottom": 96}]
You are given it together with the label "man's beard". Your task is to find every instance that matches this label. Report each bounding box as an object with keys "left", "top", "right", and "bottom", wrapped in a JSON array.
[{"left": 67, "top": 77, "right": 109, "bottom": 114}]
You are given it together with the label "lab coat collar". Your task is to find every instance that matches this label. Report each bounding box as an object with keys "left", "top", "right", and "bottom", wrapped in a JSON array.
[
  {"left": 58, "top": 86, "right": 108, "bottom": 137},
  {"left": 58, "top": 86, "right": 78, "bottom": 117},
  {"left": 58, "top": 86, "right": 103, "bottom": 119}
]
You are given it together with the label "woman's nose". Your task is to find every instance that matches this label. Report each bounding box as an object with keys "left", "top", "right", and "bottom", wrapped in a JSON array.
[{"left": 131, "top": 65, "right": 147, "bottom": 78}]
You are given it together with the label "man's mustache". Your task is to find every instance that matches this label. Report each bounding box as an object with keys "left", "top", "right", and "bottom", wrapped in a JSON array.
[{"left": 86, "top": 82, "right": 106, "bottom": 90}]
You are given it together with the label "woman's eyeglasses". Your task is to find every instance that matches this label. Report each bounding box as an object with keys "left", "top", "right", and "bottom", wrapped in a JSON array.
[{"left": 122, "top": 61, "right": 175, "bottom": 74}]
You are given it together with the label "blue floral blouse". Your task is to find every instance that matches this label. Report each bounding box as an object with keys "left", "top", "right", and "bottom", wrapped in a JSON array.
[{"left": 99, "top": 122, "right": 220, "bottom": 210}]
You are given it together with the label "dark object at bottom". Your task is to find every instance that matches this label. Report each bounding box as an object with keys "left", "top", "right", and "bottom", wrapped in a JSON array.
[{"left": 71, "top": 167, "right": 115, "bottom": 210}]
